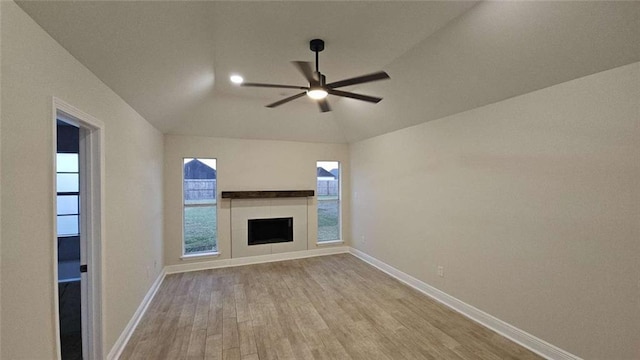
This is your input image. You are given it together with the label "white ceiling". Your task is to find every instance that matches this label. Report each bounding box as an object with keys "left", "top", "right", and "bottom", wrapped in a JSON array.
[{"left": 16, "top": 1, "right": 640, "bottom": 144}]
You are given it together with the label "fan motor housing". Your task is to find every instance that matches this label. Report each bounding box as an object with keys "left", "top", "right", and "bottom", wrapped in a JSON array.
[{"left": 310, "top": 39, "right": 324, "bottom": 52}]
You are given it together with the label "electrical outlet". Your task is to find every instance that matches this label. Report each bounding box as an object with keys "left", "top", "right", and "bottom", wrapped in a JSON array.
[
  {"left": 361, "top": 235, "right": 366, "bottom": 244},
  {"left": 437, "top": 265, "right": 444, "bottom": 277}
]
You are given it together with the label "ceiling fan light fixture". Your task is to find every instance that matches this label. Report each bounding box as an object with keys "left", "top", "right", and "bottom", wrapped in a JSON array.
[
  {"left": 230, "top": 74, "right": 244, "bottom": 84},
  {"left": 241, "top": 39, "right": 389, "bottom": 111},
  {"left": 307, "top": 88, "right": 328, "bottom": 100}
]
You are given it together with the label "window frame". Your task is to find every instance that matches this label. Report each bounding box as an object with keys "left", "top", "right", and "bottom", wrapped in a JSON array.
[
  {"left": 181, "top": 157, "right": 219, "bottom": 257},
  {"left": 316, "top": 160, "right": 342, "bottom": 243}
]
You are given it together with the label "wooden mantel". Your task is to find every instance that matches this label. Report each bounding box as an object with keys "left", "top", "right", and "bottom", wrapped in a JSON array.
[{"left": 221, "top": 190, "right": 315, "bottom": 199}]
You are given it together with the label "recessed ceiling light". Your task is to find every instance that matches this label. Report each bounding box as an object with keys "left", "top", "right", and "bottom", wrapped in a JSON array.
[{"left": 230, "top": 75, "right": 244, "bottom": 84}]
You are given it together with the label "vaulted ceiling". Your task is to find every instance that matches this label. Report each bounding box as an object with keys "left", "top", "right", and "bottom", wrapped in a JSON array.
[{"left": 17, "top": 1, "right": 640, "bottom": 143}]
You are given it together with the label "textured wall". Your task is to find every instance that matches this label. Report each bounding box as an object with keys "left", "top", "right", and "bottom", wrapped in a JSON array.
[
  {"left": 164, "top": 135, "right": 349, "bottom": 266},
  {"left": 1, "top": 2, "right": 164, "bottom": 357},
  {"left": 350, "top": 63, "right": 640, "bottom": 359}
]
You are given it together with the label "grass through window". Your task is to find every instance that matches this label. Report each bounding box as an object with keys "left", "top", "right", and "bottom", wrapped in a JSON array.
[
  {"left": 318, "top": 197, "right": 339, "bottom": 241},
  {"left": 184, "top": 206, "right": 217, "bottom": 254}
]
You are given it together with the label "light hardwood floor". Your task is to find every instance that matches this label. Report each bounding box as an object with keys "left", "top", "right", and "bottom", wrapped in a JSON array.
[{"left": 120, "top": 254, "right": 542, "bottom": 360}]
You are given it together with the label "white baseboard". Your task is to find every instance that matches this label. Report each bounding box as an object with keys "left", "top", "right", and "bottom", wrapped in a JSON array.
[
  {"left": 164, "top": 246, "right": 349, "bottom": 274},
  {"left": 348, "top": 247, "right": 581, "bottom": 360},
  {"left": 106, "top": 269, "right": 166, "bottom": 360}
]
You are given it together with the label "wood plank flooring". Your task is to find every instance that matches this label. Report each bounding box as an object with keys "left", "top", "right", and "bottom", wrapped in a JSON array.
[{"left": 120, "top": 254, "right": 542, "bottom": 360}]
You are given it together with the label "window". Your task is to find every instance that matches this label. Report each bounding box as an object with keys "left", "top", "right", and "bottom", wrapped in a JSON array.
[
  {"left": 183, "top": 158, "right": 217, "bottom": 255},
  {"left": 317, "top": 161, "right": 340, "bottom": 242},
  {"left": 57, "top": 153, "right": 79, "bottom": 236}
]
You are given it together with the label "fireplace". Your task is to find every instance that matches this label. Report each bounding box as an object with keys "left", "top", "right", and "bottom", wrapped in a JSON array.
[
  {"left": 229, "top": 197, "right": 308, "bottom": 258},
  {"left": 248, "top": 217, "right": 293, "bottom": 246}
]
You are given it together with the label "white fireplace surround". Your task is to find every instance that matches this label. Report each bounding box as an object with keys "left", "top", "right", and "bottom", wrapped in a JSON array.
[{"left": 230, "top": 197, "right": 308, "bottom": 258}]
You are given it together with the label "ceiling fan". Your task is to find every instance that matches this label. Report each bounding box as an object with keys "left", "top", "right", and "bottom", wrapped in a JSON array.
[{"left": 241, "top": 39, "right": 390, "bottom": 113}]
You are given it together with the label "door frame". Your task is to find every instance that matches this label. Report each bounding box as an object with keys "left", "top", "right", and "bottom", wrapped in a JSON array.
[{"left": 52, "top": 97, "right": 105, "bottom": 359}]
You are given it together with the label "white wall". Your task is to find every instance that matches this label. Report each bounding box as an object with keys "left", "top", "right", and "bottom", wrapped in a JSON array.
[
  {"left": 164, "top": 135, "right": 349, "bottom": 266},
  {"left": 0, "top": 2, "right": 164, "bottom": 358},
  {"left": 350, "top": 62, "right": 640, "bottom": 359}
]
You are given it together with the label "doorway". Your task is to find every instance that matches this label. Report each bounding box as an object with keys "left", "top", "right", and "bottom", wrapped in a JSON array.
[
  {"left": 56, "top": 120, "right": 82, "bottom": 359},
  {"left": 54, "top": 99, "right": 103, "bottom": 360}
]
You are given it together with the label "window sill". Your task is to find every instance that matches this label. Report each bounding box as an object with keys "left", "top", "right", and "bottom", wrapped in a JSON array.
[
  {"left": 316, "top": 240, "right": 344, "bottom": 246},
  {"left": 180, "top": 252, "right": 220, "bottom": 261}
]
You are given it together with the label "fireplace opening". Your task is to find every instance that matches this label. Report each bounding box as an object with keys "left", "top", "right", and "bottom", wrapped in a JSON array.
[{"left": 248, "top": 217, "right": 293, "bottom": 246}]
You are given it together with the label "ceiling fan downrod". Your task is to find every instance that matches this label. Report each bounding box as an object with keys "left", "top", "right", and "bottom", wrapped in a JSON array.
[{"left": 310, "top": 38, "right": 324, "bottom": 76}]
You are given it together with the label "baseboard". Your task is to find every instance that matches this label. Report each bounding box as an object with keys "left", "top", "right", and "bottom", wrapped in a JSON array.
[
  {"left": 348, "top": 247, "right": 581, "bottom": 360},
  {"left": 165, "top": 246, "right": 349, "bottom": 274},
  {"left": 106, "top": 269, "right": 166, "bottom": 360}
]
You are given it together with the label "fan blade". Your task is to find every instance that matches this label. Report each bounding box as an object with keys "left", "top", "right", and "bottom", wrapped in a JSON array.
[
  {"left": 317, "top": 98, "right": 331, "bottom": 112},
  {"left": 266, "top": 92, "right": 306, "bottom": 108},
  {"left": 242, "top": 82, "right": 307, "bottom": 90},
  {"left": 326, "top": 71, "right": 390, "bottom": 89},
  {"left": 292, "top": 61, "right": 316, "bottom": 84},
  {"left": 328, "top": 89, "right": 382, "bottom": 103}
]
